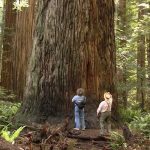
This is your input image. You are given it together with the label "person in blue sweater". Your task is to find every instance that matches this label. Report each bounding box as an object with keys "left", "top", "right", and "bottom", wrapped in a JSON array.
[{"left": 72, "top": 88, "right": 86, "bottom": 130}]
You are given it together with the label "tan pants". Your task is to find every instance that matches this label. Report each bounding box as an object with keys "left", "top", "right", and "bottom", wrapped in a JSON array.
[{"left": 99, "top": 111, "right": 111, "bottom": 135}]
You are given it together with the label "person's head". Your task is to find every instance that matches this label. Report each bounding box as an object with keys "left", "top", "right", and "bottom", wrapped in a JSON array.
[
  {"left": 76, "top": 88, "right": 84, "bottom": 96},
  {"left": 104, "top": 92, "right": 111, "bottom": 101}
]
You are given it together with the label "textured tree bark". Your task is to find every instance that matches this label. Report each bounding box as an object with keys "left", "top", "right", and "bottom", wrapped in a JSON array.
[
  {"left": 136, "top": 4, "right": 146, "bottom": 110},
  {"left": 13, "top": 0, "right": 36, "bottom": 98},
  {"left": 117, "top": 0, "right": 127, "bottom": 108},
  {"left": 1, "top": 0, "right": 16, "bottom": 90},
  {"left": 18, "top": 0, "right": 117, "bottom": 122},
  {"left": 1, "top": 0, "right": 35, "bottom": 99}
]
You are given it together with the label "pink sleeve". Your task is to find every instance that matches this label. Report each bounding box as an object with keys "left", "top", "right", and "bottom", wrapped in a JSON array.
[{"left": 97, "top": 102, "right": 103, "bottom": 114}]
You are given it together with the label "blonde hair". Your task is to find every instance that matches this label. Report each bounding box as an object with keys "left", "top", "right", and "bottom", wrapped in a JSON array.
[
  {"left": 76, "top": 88, "right": 84, "bottom": 96},
  {"left": 104, "top": 92, "right": 111, "bottom": 100}
]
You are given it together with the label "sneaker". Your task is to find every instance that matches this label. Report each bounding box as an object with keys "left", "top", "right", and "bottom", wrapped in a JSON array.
[
  {"left": 74, "top": 128, "right": 80, "bottom": 130},
  {"left": 81, "top": 128, "right": 85, "bottom": 131}
]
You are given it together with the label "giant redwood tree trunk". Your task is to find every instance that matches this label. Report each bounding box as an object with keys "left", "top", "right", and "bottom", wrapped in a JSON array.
[{"left": 18, "top": 0, "right": 117, "bottom": 122}]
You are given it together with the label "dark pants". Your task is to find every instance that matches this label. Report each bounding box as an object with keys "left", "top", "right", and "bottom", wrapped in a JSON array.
[{"left": 99, "top": 111, "right": 111, "bottom": 135}]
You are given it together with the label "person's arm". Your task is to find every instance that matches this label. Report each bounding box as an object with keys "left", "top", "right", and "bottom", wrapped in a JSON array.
[
  {"left": 72, "top": 95, "right": 77, "bottom": 103},
  {"left": 97, "top": 102, "right": 103, "bottom": 116}
]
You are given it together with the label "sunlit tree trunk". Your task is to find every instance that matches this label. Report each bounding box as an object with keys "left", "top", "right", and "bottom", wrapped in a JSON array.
[
  {"left": 136, "top": 4, "right": 146, "bottom": 110},
  {"left": 13, "top": 0, "right": 36, "bottom": 98},
  {"left": 18, "top": 0, "right": 117, "bottom": 122},
  {"left": 1, "top": 0, "right": 16, "bottom": 89}
]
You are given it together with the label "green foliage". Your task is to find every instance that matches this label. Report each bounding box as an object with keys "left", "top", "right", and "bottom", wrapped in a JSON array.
[
  {"left": 129, "top": 113, "right": 150, "bottom": 137},
  {"left": 0, "top": 101, "right": 21, "bottom": 129},
  {"left": 0, "top": 1, "right": 3, "bottom": 8},
  {"left": 119, "top": 108, "right": 150, "bottom": 137},
  {"left": 13, "top": 0, "right": 29, "bottom": 11},
  {"left": 116, "top": 0, "right": 150, "bottom": 107},
  {"left": 119, "top": 108, "right": 142, "bottom": 123},
  {"left": 0, "top": 86, "right": 16, "bottom": 101},
  {"left": 110, "top": 131, "right": 126, "bottom": 150},
  {"left": 0, "top": 126, "right": 25, "bottom": 143}
]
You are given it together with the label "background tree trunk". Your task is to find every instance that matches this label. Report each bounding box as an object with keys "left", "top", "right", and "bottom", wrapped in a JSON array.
[
  {"left": 13, "top": 0, "right": 36, "bottom": 99},
  {"left": 146, "top": 2, "right": 150, "bottom": 110},
  {"left": 0, "top": 6, "right": 4, "bottom": 81},
  {"left": 1, "top": 0, "right": 16, "bottom": 90},
  {"left": 136, "top": 4, "right": 146, "bottom": 110},
  {"left": 18, "top": 0, "right": 117, "bottom": 122},
  {"left": 118, "top": 0, "right": 127, "bottom": 108},
  {"left": 147, "top": 35, "right": 150, "bottom": 108},
  {"left": 1, "top": 0, "right": 35, "bottom": 99}
]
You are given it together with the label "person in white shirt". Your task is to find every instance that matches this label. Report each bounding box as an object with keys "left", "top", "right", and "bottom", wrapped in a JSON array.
[{"left": 97, "top": 92, "right": 113, "bottom": 136}]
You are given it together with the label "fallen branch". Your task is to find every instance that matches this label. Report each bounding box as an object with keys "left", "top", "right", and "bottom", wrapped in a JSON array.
[{"left": 67, "top": 134, "right": 111, "bottom": 141}]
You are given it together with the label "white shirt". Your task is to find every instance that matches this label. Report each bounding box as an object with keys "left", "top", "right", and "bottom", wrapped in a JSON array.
[{"left": 97, "top": 98, "right": 112, "bottom": 114}]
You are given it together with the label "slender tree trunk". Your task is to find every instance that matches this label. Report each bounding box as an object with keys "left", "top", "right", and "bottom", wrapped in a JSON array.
[
  {"left": 146, "top": 2, "right": 150, "bottom": 110},
  {"left": 118, "top": 0, "right": 127, "bottom": 108},
  {"left": 1, "top": 0, "right": 16, "bottom": 89},
  {"left": 18, "top": 0, "right": 117, "bottom": 122},
  {"left": 136, "top": 4, "right": 146, "bottom": 110},
  {"left": 147, "top": 35, "right": 150, "bottom": 109},
  {"left": 0, "top": 7, "right": 4, "bottom": 81},
  {"left": 122, "top": 63, "right": 127, "bottom": 107},
  {"left": 13, "top": 0, "right": 36, "bottom": 98}
]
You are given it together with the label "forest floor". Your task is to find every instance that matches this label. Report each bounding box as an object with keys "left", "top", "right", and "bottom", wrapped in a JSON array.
[
  {"left": 0, "top": 129, "right": 111, "bottom": 150},
  {"left": 68, "top": 129, "right": 111, "bottom": 150},
  {"left": 0, "top": 127, "right": 150, "bottom": 150}
]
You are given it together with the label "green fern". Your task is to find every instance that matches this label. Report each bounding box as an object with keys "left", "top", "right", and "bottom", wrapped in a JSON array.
[
  {"left": 119, "top": 108, "right": 142, "bottom": 123},
  {"left": 129, "top": 113, "right": 150, "bottom": 137},
  {"left": 0, "top": 126, "right": 25, "bottom": 143},
  {"left": 0, "top": 101, "right": 20, "bottom": 129},
  {"left": 110, "top": 131, "right": 126, "bottom": 150}
]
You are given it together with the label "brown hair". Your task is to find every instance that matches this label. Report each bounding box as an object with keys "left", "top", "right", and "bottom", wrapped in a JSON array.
[{"left": 76, "top": 88, "right": 84, "bottom": 96}]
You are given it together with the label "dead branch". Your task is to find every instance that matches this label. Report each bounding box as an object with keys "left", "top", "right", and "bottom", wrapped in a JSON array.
[{"left": 67, "top": 134, "right": 111, "bottom": 141}]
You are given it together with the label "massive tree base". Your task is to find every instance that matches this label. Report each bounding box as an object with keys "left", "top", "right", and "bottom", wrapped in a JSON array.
[{"left": 18, "top": 0, "right": 117, "bottom": 122}]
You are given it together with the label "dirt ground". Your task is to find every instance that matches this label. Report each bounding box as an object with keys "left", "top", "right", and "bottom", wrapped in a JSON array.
[{"left": 71, "top": 129, "right": 111, "bottom": 150}]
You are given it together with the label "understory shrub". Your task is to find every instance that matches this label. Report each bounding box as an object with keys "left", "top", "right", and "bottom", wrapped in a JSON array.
[
  {"left": 0, "top": 101, "right": 21, "bottom": 129},
  {"left": 119, "top": 108, "right": 150, "bottom": 137},
  {"left": 110, "top": 131, "right": 127, "bottom": 150},
  {"left": 129, "top": 113, "right": 150, "bottom": 138},
  {"left": 119, "top": 108, "right": 142, "bottom": 123}
]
